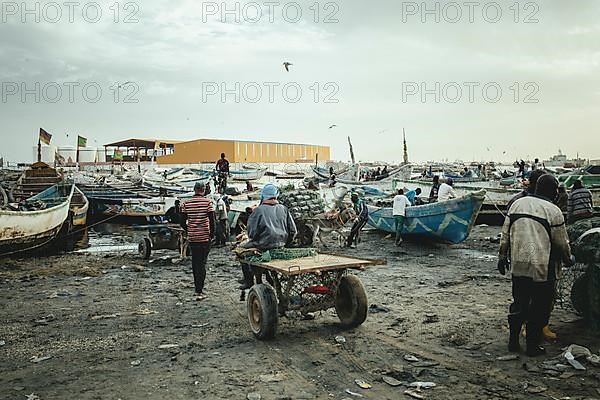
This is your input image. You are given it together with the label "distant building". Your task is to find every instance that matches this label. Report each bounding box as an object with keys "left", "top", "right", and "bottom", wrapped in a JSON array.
[
  {"left": 157, "top": 138, "right": 330, "bottom": 164},
  {"left": 103, "top": 138, "right": 181, "bottom": 162}
]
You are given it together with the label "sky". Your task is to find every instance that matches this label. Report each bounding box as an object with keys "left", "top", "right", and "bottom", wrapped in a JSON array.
[{"left": 0, "top": 0, "right": 599, "bottom": 164}]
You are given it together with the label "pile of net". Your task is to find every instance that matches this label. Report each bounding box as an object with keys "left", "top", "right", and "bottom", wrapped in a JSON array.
[
  {"left": 241, "top": 247, "right": 318, "bottom": 263},
  {"left": 567, "top": 217, "right": 600, "bottom": 264},
  {"left": 278, "top": 189, "right": 326, "bottom": 220}
]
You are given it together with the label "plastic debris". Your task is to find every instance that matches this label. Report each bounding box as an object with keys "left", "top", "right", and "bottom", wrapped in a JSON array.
[
  {"left": 25, "top": 394, "right": 40, "bottom": 400},
  {"left": 368, "top": 304, "right": 390, "bottom": 313},
  {"left": 191, "top": 323, "right": 209, "bottom": 328},
  {"left": 404, "top": 354, "right": 419, "bottom": 362},
  {"left": 382, "top": 376, "right": 402, "bottom": 387},
  {"left": 344, "top": 389, "right": 363, "bottom": 397},
  {"left": 0, "top": 340, "right": 5, "bottom": 346},
  {"left": 90, "top": 313, "right": 119, "bottom": 320},
  {"left": 335, "top": 336, "right": 346, "bottom": 344},
  {"left": 586, "top": 354, "right": 600, "bottom": 366},
  {"left": 247, "top": 393, "right": 261, "bottom": 400},
  {"left": 259, "top": 373, "right": 284, "bottom": 383},
  {"left": 354, "top": 379, "right": 371, "bottom": 389},
  {"left": 404, "top": 390, "right": 425, "bottom": 399},
  {"left": 497, "top": 355, "right": 519, "bottom": 361},
  {"left": 131, "top": 360, "right": 141, "bottom": 366},
  {"left": 157, "top": 344, "right": 179, "bottom": 349},
  {"left": 563, "top": 344, "right": 592, "bottom": 359},
  {"left": 424, "top": 313, "right": 439, "bottom": 324},
  {"left": 409, "top": 382, "right": 436, "bottom": 389},
  {"left": 564, "top": 351, "right": 586, "bottom": 371},
  {"left": 29, "top": 355, "right": 51, "bottom": 363}
]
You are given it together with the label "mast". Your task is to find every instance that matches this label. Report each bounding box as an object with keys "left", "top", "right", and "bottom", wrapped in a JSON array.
[
  {"left": 403, "top": 128, "right": 409, "bottom": 165},
  {"left": 347, "top": 136, "right": 355, "bottom": 164}
]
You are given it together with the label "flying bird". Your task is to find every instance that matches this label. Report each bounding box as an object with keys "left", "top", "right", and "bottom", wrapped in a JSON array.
[
  {"left": 117, "top": 81, "right": 133, "bottom": 89},
  {"left": 378, "top": 129, "right": 388, "bottom": 134},
  {"left": 283, "top": 62, "right": 293, "bottom": 72},
  {"left": 329, "top": 124, "right": 337, "bottom": 129}
]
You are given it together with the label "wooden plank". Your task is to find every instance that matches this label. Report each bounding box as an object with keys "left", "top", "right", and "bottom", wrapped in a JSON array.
[{"left": 243, "top": 254, "right": 386, "bottom": 276}]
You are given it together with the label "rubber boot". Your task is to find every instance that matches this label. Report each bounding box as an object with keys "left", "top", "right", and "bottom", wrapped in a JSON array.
[
  {"left": 525, "top": 322, "right": 546, "bottom": 357},
  {"left": 508, "top": 314, "right": 522, "bottom": 353},
  {"left": 542, "top": 325, "right": 557, "bottom": 340},
  {"left": 238, "top": 265, "right": 254, "bottom": 290}
]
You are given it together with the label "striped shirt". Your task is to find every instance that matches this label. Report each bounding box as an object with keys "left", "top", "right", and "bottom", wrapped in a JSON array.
[
  {"left": 568, "top": 188, "right": 594, "bottom": 218},
  {"left": 182, "top": 196, "right": 214, "bottom": 243}
]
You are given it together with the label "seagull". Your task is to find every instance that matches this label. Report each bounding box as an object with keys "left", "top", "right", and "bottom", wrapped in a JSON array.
[
  {"left": 329, "top": 124, "right": 337, "bottom": 129},
  {"left": 117, "top": 81, "right": 133, "bottom": 89},
  {"left": 283, "top": 62, "right": 293, "bottom": 72}
]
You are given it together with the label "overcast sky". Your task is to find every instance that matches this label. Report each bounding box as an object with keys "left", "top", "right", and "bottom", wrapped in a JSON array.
[{"left": 1, "top": 0, "right": 599, "bottom": 164}]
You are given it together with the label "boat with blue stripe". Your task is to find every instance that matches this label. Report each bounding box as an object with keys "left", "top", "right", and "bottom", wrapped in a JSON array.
[{"left": 367, "top": 190, "right": 486, "bottom": 244}]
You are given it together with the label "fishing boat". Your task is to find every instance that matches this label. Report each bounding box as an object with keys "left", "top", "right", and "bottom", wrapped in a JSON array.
[
  {"left": 190, "top": 167, "right": 267, "bottom": 181},
  {"left": 366, "top": 190, "right": 486, "bottom": 244},
  {"left": 0, "top": 184, "right": 74, "bottom": 255},
  {"left": 559, "top": 165, "right": 600, "bottom": 188},
  {"left": 71, "top": 186, "right": 90, "bottom": 226},
  {"left": 312, "top": 164, "right": 412, "bottom": 186}
]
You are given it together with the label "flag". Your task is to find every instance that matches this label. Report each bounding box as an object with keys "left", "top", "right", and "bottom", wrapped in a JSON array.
[
  {"left": 113, "top": 149, "right": 123, "bottom": 161},
  {"left": 77, "top": 135, "right": 87, "bottom": 147},
  {"left": 39, "top": 128, "right": 52, "bottom": 145}
]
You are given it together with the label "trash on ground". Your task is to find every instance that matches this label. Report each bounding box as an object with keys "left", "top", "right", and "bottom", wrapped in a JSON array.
[
  {"left": 335, "top": 335, "right": 346, "bottom": 344},
  {"left": 497, "top": 354, "right": 519, "bottom": 361},
  {"left": 157, "top": 344, "right": 179, "bottom": 349},
  {"left": 354, "top": 379, "right": 371, "bottom": 389},
  {"left": 247, "top": 392, "right": 261, "bottom": 400},
  {"left": 562, "top": 344, "right": 592, "bottom": 359},
  {"left": 424, "top": 313, "right": 439, "bottom": 324},
  {"left": 564, "top": 351, "right": 586, "bottom": 371},
  {"left": 90, "top": 313, "right": 120, "bottom": 320},
  {"left": 259, "top": 373, "right": 284, "bottom": 383},
  {"left": 409, "top": 382, "right": 436, "bottom": 389},
  {"left": 0, "top": 340, "right": 5, "bottom": 346},
  {"left": 29, "top": 355, "right": 52, "bottom": 363},
  {"left": 369, "top": 304, "right": 390, "bottom": 313},
  {"left": 404, "top": 354, "right": 419, "bottom": 362},
  {"left": 404, "top": 390, "right": 425, "bottom": 399},
  {"left": 382, "top": 375, "right": 402, "bottom": 386},
  {"left": 526, "top": 385, "right": 547, "bottom": 394},
  {"left": 344, "top": 389, "right": 363, "bottom": 397}
]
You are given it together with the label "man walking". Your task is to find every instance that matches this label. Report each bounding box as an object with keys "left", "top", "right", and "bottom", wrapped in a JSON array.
[
  {"left": 393, "top": 189, "right": 411, "bottom": 246},
  {"left": 498, "top": 175, "right": 573, "bottom": 356},
  {"left": 568, "top": 179, "right": 594, "bottom": 223},
  {"left": 182, "top": 182, "right": 215, "bottom": 300}
]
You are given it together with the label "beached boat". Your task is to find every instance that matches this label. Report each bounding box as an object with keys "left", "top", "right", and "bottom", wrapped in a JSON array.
[
  {"left": 366, "top": 190, "right": 486, "bottom": 244},
  {"left": 312, "top": 164, "right": 412, "bottom": 186},
  {"left": 190, "top": 168, "right": 267, "bottom": 181},
  {"left": 0, "top": 184, "right": 74, "bottom": 255},
  {"left": 559, "top": 165, "right": 600, "bottom": 188},
  {"left": 71, "top": 186, "right": 89, "bottom": 226}
]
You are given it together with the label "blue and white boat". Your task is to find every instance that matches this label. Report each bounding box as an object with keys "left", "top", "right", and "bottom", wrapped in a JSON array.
[{"left": 367, "top": 190, "right": 486, "bottom": 244}]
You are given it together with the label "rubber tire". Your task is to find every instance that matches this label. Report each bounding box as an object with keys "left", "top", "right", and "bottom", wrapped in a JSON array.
[
  {"left": 247, "top": 284, "right": 279, "bottom": 340},
  {"left": 139, "top": 238, "right": 151, "bottom": 260},
  {"left": 335, "top": 275, "right": 368, "bottom": 328}
]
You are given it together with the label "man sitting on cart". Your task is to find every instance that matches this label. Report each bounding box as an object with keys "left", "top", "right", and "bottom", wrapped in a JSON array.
[{"left": 239, "top": 184, "right": 297, "bottom": 290}]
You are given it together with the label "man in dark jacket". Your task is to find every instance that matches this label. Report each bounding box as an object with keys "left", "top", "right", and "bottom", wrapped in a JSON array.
[
  {"left": 239, "top": 184, "right": 297, "bottom": 289},
  {"left": 568, "top": 179, "right": 594, "bottom": 223},
  {"left": 346, "top": 192, "right": 369, "bottom": 248},
  {"left": 506, "top": 169, "right": 547, "bottom": 212}
]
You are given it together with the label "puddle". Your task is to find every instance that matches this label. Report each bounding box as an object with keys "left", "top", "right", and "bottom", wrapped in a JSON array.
[{"left": 74, "top": 223, "right": 146, "bottom": 254}]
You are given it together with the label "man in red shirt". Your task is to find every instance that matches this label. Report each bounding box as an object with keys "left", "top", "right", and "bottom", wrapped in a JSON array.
[{"left": 182, "top": 182, "right": 215, "bottom": 300}]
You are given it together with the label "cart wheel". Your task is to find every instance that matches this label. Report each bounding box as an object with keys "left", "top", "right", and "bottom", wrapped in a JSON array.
[
  {"left": 335, "top": 275, "right": 368, "bottom": 328},
  {"left": 138, "top": 238, "right": 151, "bottom": 260},
  {"left": 247, "top": 284, "right": 278, "bottom": 340}
]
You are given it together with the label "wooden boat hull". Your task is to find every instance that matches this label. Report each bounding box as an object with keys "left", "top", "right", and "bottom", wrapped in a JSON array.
[
  {"left": 367, "top": 190, "right": 486, "bottom": 244},
  {"left": 71, "top": 186, "right": 89, "bottom": 226},
  {"left": 312, "top": 165, "right": 411, "bottom": 185},
  {"left": 0, "top": 185, "right": 74, "bottom": 255},
  {"left": 190, "top": 168, "right": 267, "bottom": 181}
]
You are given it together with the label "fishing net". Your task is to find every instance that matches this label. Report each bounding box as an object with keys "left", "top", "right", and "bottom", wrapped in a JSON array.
[
  {"left": 243, "top": 247, "right": 318, "bottom": 263},
  {"left": 274, "top": 269, "right": 345, "bottom": 314}
]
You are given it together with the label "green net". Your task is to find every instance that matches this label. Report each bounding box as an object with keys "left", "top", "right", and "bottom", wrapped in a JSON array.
[{"left": 244, "top": 247, "right": 318, "bottom": 263}]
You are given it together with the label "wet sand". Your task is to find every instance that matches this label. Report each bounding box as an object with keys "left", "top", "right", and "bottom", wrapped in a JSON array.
[{"left": 1, "top": 225, "right": 599, "bottom": 399}]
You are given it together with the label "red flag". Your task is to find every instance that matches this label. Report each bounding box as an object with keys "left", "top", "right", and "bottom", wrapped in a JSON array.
[{"left": 39, "top": 128, "right": 52, "bottom": 145}]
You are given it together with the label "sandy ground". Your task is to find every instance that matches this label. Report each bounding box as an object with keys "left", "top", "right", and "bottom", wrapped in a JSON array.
[{"left": 1, "top": 225, "right": 600, "bottom": 400}]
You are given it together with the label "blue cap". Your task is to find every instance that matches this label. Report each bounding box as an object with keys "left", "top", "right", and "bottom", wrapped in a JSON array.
[{"left": 261, "top": 184, "right": 279, "bottom": 200}]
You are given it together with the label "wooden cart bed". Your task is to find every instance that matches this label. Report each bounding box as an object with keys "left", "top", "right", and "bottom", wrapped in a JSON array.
[{"left": 242, "top": 253, "right": 386, "bottom": 276}]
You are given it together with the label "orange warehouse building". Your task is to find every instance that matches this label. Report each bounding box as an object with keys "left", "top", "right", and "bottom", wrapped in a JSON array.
[{"left": 157, "top": 139, "right": 330, "bottom": 164}]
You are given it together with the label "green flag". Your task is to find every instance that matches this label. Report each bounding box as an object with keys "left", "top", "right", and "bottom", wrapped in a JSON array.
[{"left": 77, "top": 135, "right": 87, "bottom": 147}]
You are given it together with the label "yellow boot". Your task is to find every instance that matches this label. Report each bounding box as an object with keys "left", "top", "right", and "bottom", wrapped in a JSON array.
[{"left": 543, "top": 325, "right": 557, "bottom": 340}]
